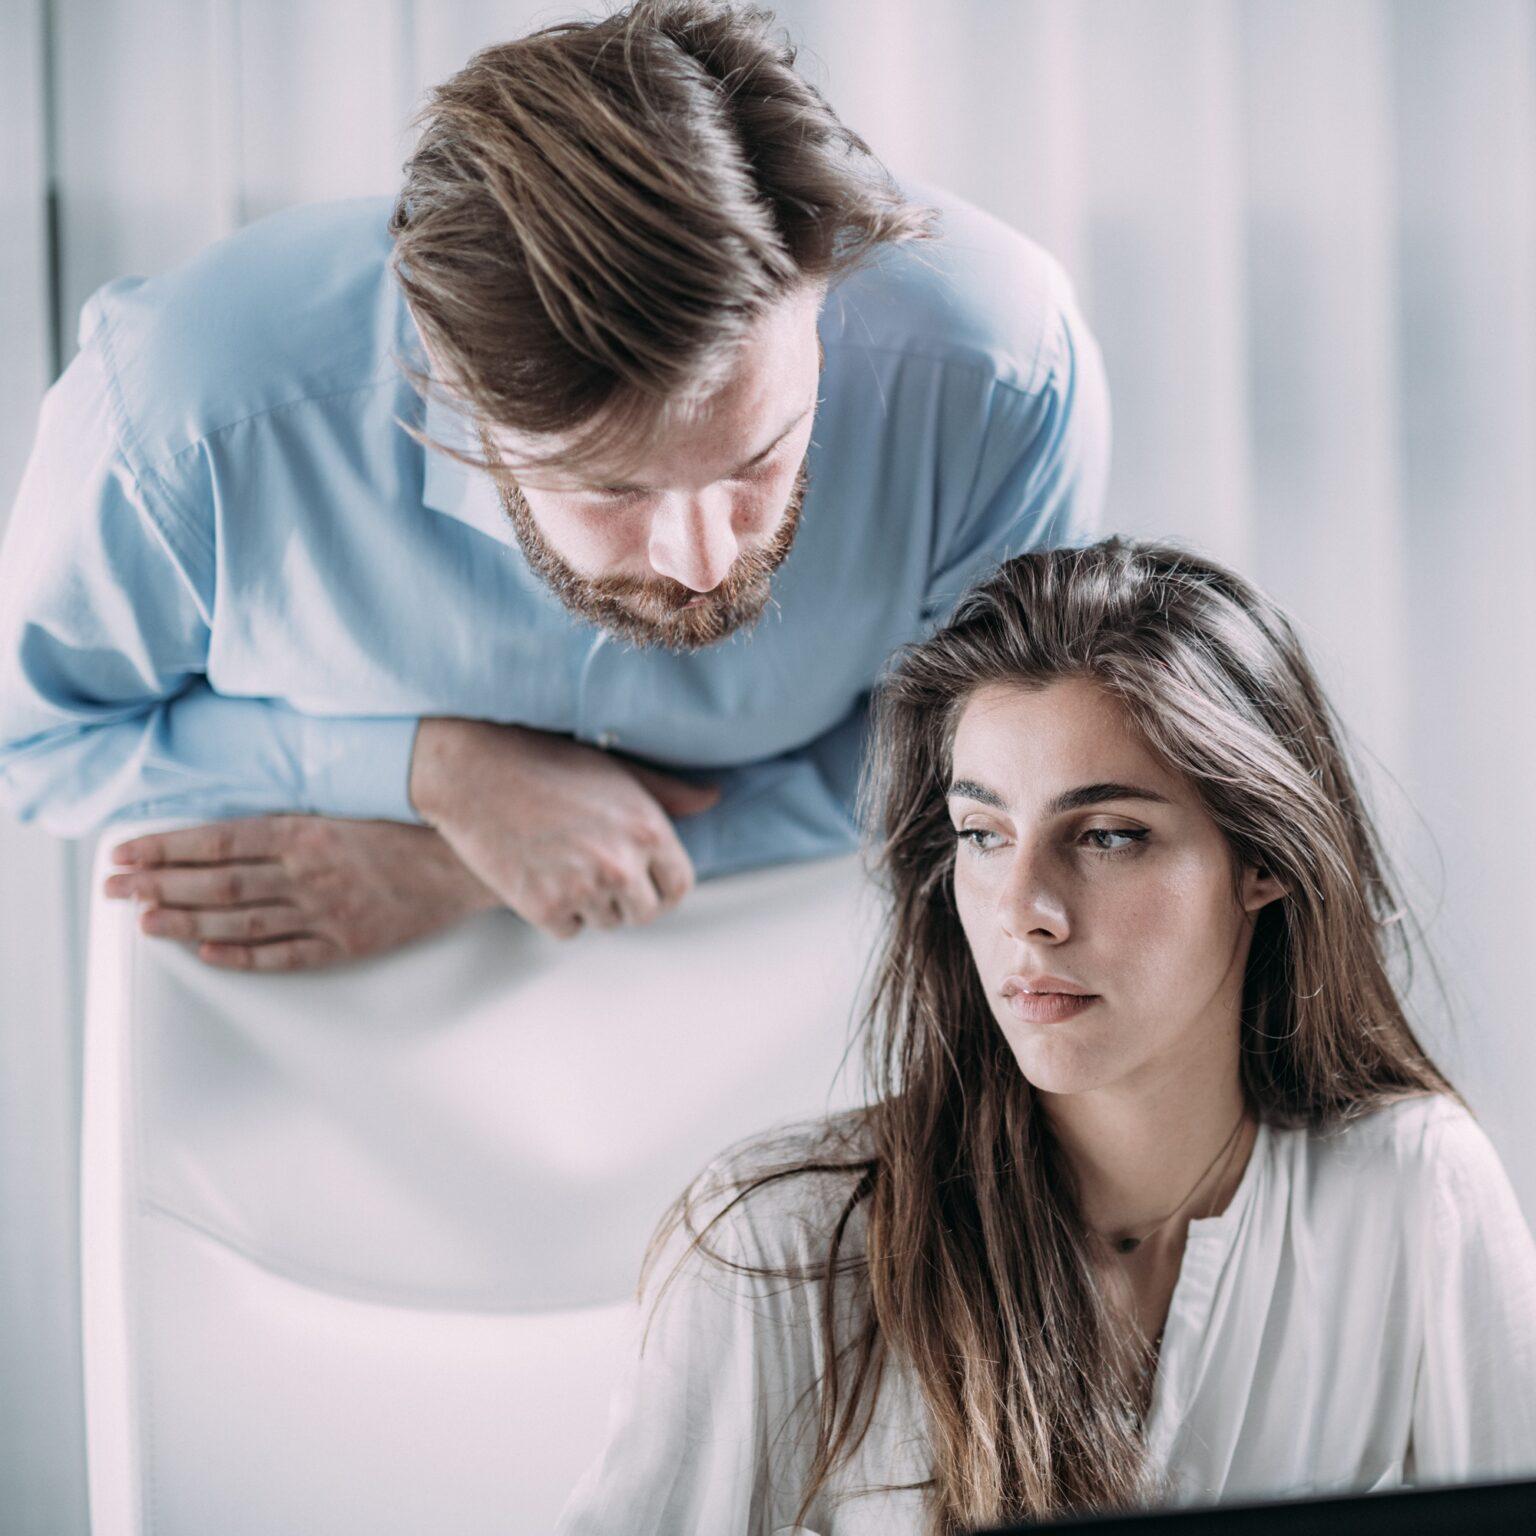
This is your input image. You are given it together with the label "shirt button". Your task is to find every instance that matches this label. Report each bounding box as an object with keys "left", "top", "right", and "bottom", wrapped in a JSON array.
[{"left": 596, "top": 730, "right": 618, "bottom": 749}]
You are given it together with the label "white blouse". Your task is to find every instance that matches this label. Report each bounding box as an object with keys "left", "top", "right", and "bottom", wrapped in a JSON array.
[{"left": 554, "top": 1095, "right": 1536, "bottom": 1535}]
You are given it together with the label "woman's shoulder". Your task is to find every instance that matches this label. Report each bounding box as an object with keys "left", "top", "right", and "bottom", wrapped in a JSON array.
[
  {"left": 669, "top": 1108, "right": 878, "bottom": 1273},
  {"left": 1287, "top": 1092, "right": 1513, "bottom": 1220},
  {"left": 651, "top": 1112, "right": 884, "bottom": 1302},
  {"left": 1303, "top": 1091, "right": 1484, "bottom": 1161}
]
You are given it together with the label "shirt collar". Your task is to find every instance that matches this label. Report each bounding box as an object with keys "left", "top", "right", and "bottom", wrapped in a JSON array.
[{"left": 419, "top": 385, "right": 521, "bottom": 549}]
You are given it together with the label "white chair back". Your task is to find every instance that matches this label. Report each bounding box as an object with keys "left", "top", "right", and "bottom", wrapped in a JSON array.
[{"left": 81, "top": 823, "right": 880, "bottom": 1536}]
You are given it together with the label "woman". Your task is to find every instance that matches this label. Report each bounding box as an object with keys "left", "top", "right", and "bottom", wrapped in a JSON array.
[{"left": 555, "top": 537, "right": 1536, "bottom": 1535}]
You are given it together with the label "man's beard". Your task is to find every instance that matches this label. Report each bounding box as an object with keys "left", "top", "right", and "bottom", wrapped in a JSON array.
[{"left": 492, "top": 460, "right": 809, "bottom": 651}]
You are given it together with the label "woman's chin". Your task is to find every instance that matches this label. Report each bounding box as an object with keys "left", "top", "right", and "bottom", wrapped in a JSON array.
[{"left": 1002, "top": 1027, "right": 1119, "bottom": 1098}]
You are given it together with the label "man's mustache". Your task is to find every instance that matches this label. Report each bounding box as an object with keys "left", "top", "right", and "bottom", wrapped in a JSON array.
[{"left": 588, "top": 549, "right": 774, "bottom": 611}]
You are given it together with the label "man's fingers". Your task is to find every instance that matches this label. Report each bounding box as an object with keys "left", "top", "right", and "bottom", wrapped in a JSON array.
[
  {"left": 592, "top": 859, "right": 661, "bottom": 927},
  {"left": 573, "top": 870, "right": 670, "bottom": 933},
  {"left": 197, "top": 935, "right": 340, "bottom": 972},
  {"left": 111, "top": 817, "right": 289, "bottom": 869},
  {"left": 616, "top": 881, "right": 660, "bottom": 927},
  {"left": 141, "top": 903, "right": 303, "bottom": 944},
  {"left": 648, "top": 847, "right": 696, "bottom": 912},
  {"left": 106, "top": 862, "right": 289, "bottom": 908},
  {"left": 583, "top": 896, "right": 626, "bottom": 932}
]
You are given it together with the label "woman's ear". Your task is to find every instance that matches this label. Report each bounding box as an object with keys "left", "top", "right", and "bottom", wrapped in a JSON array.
[{"left": 1241, "top": 862, "right": 1288, "bottom": 913}]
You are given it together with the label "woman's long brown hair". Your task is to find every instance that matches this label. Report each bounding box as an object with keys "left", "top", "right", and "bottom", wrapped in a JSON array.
[{"left": 646, "top": 537, "right": 1458, "bottom": 1533}]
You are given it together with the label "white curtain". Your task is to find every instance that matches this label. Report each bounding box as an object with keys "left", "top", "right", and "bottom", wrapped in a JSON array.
[{"left": 3, "top": 2, "right": 1533, "bottom": 1529}]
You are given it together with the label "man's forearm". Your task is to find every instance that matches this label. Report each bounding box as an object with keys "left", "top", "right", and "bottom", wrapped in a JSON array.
[
  {"left": 0, "top": 679, "right": 422, "bottom": 837},
  {"left": 407, "top": 715, "right": 506, "bottom": 828}
]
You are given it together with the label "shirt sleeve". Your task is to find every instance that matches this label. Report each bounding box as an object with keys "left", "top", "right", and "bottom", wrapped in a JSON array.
[
  {"left": 669, "top": 692, "right": 871, "bottom": 883},
  {"left": 1409, "top": 1108, "right": 1536, "bottom": 1484},
  {"left": 0, "top": 321, "right": 421, "bottom": 838},
  {"left": 554, "top": 1176, "right": 821, "bottom": 1536}
]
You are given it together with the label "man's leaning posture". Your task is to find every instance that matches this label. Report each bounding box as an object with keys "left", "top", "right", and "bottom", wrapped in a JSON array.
[{"left": 0, "top": 0, "right": 1108, "bottom": 971}]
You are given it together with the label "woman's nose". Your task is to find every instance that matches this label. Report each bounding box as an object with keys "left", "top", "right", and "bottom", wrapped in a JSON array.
[
  {"left": 996, "top": 846, "right": 1070, "bottom": 941},
  {"left": 648, "top": 493, "right": 739, "bottom": 593}
]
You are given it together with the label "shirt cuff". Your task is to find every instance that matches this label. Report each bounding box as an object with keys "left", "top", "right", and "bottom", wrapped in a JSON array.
[{"left": 300, "top": 713, "right": 423, "bottom": 824}]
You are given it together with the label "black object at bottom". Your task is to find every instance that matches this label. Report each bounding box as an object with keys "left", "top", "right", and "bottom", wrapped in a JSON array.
[{"left": 974, "top": 1475, "right": 1536, "bottom": 1535}]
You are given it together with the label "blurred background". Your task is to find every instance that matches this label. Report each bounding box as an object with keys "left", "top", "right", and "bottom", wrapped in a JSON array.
[{"left": 2, "top": 1, "right": 1533, "bottom": 1530}]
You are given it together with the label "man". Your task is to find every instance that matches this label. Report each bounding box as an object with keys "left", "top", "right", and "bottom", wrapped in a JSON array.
[{"left": 0, "top": 0, "right": 1108, "bottom": 972}]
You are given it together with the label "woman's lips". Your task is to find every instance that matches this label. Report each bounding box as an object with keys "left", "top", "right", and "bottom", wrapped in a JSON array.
[{"left": 1002, "top": 990, "right": 1099, "bottom": 1024}]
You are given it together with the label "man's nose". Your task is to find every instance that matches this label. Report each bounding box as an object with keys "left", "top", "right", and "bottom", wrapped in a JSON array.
[{"left": 648, "top": 493, "right": 739, "bottom": 593}]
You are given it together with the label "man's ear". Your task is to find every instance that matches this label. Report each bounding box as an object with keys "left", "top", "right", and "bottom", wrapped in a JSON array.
[{"left": 1241, "top": 862, "right": 1287, "bottom": 914}]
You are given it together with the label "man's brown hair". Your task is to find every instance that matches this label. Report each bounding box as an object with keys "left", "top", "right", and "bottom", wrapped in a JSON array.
[{"left": 389, "top": 0, "right": 935, "bottom": 475}]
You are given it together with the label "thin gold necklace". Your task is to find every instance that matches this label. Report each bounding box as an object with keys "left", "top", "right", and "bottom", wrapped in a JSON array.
[{"left": 1091, "top": 1106, "right": 1250, "bottom": 1255}]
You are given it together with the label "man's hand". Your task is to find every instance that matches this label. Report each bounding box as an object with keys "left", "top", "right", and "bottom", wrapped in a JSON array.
[
  {"left": 409, "top": 717, "right": 720, "bottom": 941},
  {"left": 104, "top": 817, "right": 501, "bottom": 971}
]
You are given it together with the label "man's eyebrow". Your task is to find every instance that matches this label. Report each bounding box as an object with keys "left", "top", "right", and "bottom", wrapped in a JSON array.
[
  {"left": 946, "top": 779, "right": 1175, "bottom": 816},
  {"left": 588, "top": 401, "right": 815, "bottom": 496}
]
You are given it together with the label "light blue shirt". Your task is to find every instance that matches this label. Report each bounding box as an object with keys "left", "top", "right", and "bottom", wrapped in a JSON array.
[{"left": 0, "top": 181, "right": 1108, "bottom": 881}]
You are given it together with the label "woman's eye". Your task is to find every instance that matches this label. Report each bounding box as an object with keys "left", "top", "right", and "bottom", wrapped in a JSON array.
[
  {"left": 1081, "top": 827, "right": 1148, "bottom": 855},
  {"left": 956, "top": 826, "right": 1003, "bottom": 854},
  {"left": 955, "top": 826, "right": 1149, "bottom": 858}
]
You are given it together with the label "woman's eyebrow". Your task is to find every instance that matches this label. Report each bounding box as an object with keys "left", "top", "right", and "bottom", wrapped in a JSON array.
[{"left": 946, "top": 779, "right": 1174, "bottom": 815}]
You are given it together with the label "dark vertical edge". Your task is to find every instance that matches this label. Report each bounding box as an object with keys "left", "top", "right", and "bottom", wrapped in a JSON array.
[
  {"left": 227, "top": 0, "right": 248, "bottom": 229},
  {"left": 40, "top": 0, "right": 63, "bottom": 384},
  {"left": 41, "top": 0, "right": 94, "bottom": 1523},
  {"left": 39, "top": 0, "right": 86, "bottom": 1047},
  {"left": 41, "top": 4, "right": 90, "bottom": 1521}
]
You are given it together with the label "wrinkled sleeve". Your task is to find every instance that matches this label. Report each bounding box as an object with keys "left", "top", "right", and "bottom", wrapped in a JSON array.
[
  {"left": 555, "top": 1178, "right": 819, "bottom": 1536},
  {"left": 1409, "top": 1109, "right": 1536, "bottom": 1483},
  {"left": 675, "top": 290, "right": 1110, "bottom": 883},
  {"left": 669, "top": 690, "right": 871, "bottom": 883},
  {"left": 0, "top": 320, "right": 420, "bottom": 838}
]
